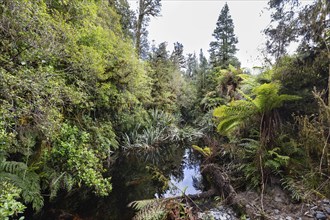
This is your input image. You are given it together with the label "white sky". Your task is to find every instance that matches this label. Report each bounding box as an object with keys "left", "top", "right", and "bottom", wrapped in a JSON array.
[{"left": 129, "top": 0, "right": 312, "bottom": 69}]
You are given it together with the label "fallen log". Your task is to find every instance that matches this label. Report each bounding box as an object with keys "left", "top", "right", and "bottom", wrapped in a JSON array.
[
  {"left": 201, "top": 163, "right": 237, "bottom": 204},
  {"left": 166, "top": 189, "right": 216, "bottom": 201},
  {"left": 201, "top": 163, "right": 265, "bottom": 219},
  {"left": 163, "top": 163, "right": 264, "bottom": 219}
]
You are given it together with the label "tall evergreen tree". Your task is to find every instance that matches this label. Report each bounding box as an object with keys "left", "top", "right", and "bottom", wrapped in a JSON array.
[
  {"left": 170, "top": 42, "right": 186, "bottom": 69},
  {"left": 209, "top": 3, "right": 239, "bottom": 68},
  {"left": 135, "top": 0, "right": 161, "bottom": 58},
  {"left": 186, "top": 53, "right": 198, "bottom": 78},
  {"left": 197, "top": 49, "right": 209, "bottom": 93},
  {"left": 111, "top": 0, "right": 136, "bottom": 38}
]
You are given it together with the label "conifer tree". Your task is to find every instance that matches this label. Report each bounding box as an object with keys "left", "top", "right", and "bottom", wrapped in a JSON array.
[
  {"left": 209, "top": 3, "right": 239, "bottom": 68},
  {"left": 135, "top": 0, "right": 161, "bottom": 58},
  {"left": 170, "top": 42, "right": 185, "bottom": 69},
  {"left": 186, "top": 53, "right": 198, "bottom": 78},
  {"left": 197, "top": 49, "right": 208, "bottom": 93}
]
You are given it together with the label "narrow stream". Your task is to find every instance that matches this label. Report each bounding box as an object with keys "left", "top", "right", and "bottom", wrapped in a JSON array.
[{"left": 34, "top": 145, "right": 237, "bottom": 219}]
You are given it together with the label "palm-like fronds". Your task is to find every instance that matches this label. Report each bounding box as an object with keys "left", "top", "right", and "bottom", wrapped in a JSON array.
[
  {"left": 213, "top": 99, "right": 255, "bottom": 135},
  {"left": 252, "top": 83, "right": 300, "bottom": 113},
  {"left": 213, "top": 83, "right": 300, "bottom": 137}
]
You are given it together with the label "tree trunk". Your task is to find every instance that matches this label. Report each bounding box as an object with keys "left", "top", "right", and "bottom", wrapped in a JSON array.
[{"left": 135, "top": 0, "right": 144, "bottom": 57}]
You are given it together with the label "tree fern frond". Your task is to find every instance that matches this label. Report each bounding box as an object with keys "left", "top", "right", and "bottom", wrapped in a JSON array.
[
  {"left": 214, "top": 100, "right": 255, "bottom": 135},
  {"left": 133, "top": 206, "right": 166, "bottom": 220},
  {"left": 129, "top": 199, "right": 157, "bottom": 211},
  {"left": 129, "top": 198, "right": 166, "bottom": 220},
  {"left": 252, "top": 83, "right": 300, "bottom": 112},
  {"left": 217, "top": 116, "right": 243, "bottom": 134},
  {"left": 214, "top": 82, "right": 300, "bottom": 137}
]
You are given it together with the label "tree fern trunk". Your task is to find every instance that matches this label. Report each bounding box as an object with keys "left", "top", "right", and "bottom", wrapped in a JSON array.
[{"left": 327, "top": 144, "right": 330, "bottom": 174}]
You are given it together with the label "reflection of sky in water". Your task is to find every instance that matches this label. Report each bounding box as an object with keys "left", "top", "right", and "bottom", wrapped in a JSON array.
[{"left": 164, "top": 149, "right": 201, "bottom": 197}]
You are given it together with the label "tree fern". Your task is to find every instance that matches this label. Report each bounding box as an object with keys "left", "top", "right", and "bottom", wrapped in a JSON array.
[
  {"left": 213, "top": 83, "right": 300, "bottom": 138},
  {"left": 252, "top": 83, "right": 300, "bottom": 113}
]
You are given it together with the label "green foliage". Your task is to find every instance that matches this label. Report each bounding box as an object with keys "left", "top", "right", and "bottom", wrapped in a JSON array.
[
  {"left": 135, "top": 0, "right": 162, "bottom": 57},
  {"left": 273, "top": 55, "right": 328, "bottom": 115},
  {"left": 129, "top": 199, "right": 166, "bottom": 220},
  {"left": 264, "top": 147, "right": 289, "bottom": 171},
  {"left": 239, "top": 139, "right": 289, "bottom": 188},
  {"left": 0, "top": 0, "right": 155, "bottom": 213},
  {"left": 192, "top": 145, "right": 212, "bottom": 157},
  {"left": 0, "top": 0, "right": 327, "bottom": 217},
  {"left": 252, "top": 83, "right": 300, "bottom": 113},
  {"left": 0, "top": 152, "right": 43, "bottom": 211},
  {"left": 47, "top": 123, "right": 112, "bottom": 196},
  {"left": 129, "top": 197, "right": 194, "bottom": 220},
  {"left": 0, "top": 181, "right": 26, "bottom": 220},
  {"left": 238, "top": 139, "right": 262, "bottom": 188},
  {"left": 200, "top": 65, "right": 243, "bottom": 114},
  {"left": 213, "top": 78, "right": 300, "bottom": 190},
  {"left": 147, "top": 166, "right": 169, "bottom": 192},
  {"left": 148, "top": 42, "right": 184, "bottom": 112},
  {"left": 281, "top": 177, "right": 306, "bottom": 201},
  {"left": 201, "top": 91, "right": 226, "bottom": 111},
  {"left": 213, "top": 82, "right": 300, "bottom": 136},
  {"left": 213, "top": 99, "right": 254, "bottom": 135},
  {"left": 123, "top": 109, "right": 202, "bottom": 160}
]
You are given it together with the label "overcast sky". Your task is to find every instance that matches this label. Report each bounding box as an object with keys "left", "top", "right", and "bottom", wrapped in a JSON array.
[{"left": 129, "top": 0, "right": 311, "bottom": 69}]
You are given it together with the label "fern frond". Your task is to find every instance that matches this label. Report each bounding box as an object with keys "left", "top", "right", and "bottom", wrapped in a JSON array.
[
  {"left": 252, "top": 83, "right": 300, "bottom": 112},
  {"left": 217, "top": 116, "right": 243, "bottom": 134},
  {"left": 133, "top": 206, "right": 166, "bottom": 220},
  {"left": 0, "top": 160, "right": 27, "bottom": 175},
  {"left": 213, "top": 100, "right": 255, "bottom": 135},
  {"left": 129, "top": 198, "right": 166, "bottom": 220},
  {"left": 0, "top": 158, "right": 43, "bottom": 211},
  {"left": 129, "top": 198, "right": 157, "bottom": 211}
]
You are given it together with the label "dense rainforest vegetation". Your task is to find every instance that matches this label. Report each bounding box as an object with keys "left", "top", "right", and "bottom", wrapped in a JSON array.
[{"left": 0, "top": 0, "right": 329, "bottom": 219}]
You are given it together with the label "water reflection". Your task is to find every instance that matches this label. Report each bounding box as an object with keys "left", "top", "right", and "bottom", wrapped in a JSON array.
[
  {"left": 163, "top": 148, "right": 202, "bottom": 197},
  {"left": 34, "top": 145, "right": 203, "bottom": 220}
]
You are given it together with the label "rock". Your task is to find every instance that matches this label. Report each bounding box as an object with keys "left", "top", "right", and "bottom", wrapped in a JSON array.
[
  {"left": 274, "top": 209, "right": 280, "bottom": 215},
  {"left": 274, "top": 195, "right": 283, "bottom": 202},
  {"left": 285, "top": 216, "right": 293, "bottom": 220},
  {"left": 322, "top": 199, "right": 330, "bottom": 205},
  {"left": 315, "top": 211, "right": 327, "bottom": 220},
  {"left": 304, "top": 210, "right": 314, "bottom": 218},
  {"left": 324, "top": 206, "right": 330, "bottom": 214},
  {"left": 197, "top": 207, "right": 237, "bottom": 220},
  {"left": 311, "top": 206, "right": 318, "bottom": 210}
]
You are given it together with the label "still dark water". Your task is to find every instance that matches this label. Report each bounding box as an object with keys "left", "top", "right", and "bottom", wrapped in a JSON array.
[{"left": 34, "top": 145, "right": 202, "bottom": 220}]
